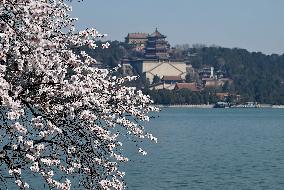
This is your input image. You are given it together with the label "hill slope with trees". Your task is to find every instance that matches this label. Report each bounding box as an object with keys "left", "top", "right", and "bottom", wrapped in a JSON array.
[
  {"left": 187, "top": 47, "right": 284, "bottom": 104},
  {"left": 78, "top": 42, "right": 284, "bottom": 104}
]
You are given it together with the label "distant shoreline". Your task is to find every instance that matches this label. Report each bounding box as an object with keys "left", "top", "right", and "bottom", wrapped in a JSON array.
[
  {"left": 272, "top": 105, "right": 284, "bottom": 109},
  {"left": 156, "top": 104, "right": 214, "bottom": 108},
  {"left": 156, "top": 104, "right": 284, "bottom": 109}
]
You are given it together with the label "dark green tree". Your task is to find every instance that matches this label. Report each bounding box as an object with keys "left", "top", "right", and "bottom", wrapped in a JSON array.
[
  {"left": 152, "top": 75, "right": 161, "bottom": 84},
  {"left": 185, "top": 73, "right": 193, "bottom": 83}
]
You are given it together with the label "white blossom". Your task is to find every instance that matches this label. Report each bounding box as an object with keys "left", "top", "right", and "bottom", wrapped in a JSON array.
[
  {"left": 138, "top": 148, "right": 148, "bottom": 156},
  {"left": 15, "top": 180, "right": 22, "bottom": 187},
  {"left": 0, "top": 1, "right": 158, "bottom": 189},
  {"left": 26, "top": 154, "right": 36, "bottom": 162},
  {"left": 30, "top": 162, "right": 40, "bottom": 172}
]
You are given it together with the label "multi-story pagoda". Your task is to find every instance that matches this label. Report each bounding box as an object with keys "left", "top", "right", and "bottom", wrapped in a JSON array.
[
  {"left": 123, "top": 29, "right": 186, "bottom": 83},
  {"left": 145, "top": 28, "right": 170, "bottom": 60}
]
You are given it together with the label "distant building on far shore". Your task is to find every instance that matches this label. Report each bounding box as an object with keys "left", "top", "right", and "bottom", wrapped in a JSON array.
[
  {"left": 162, "top": 76, "right": 184, "bottom": 84},
  {"left": 174, "top": 82, "right": 201, "bottom": 92},
  {"left": 128, "top": 59, "right": 187, "bottom": 83},
  {"left": 144, "top": 28, "right": 170, "bottom": 60},
  {"left": 202, "top": 77, "right": 233, "bottom": 88},
  {"left": 125, "top": 33, "right": 148, "bottom": 52},
  {"left": 123, "top": 28, "right": 186, "bottom": 83}
]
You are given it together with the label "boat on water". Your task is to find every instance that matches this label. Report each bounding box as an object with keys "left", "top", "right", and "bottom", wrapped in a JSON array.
[
  {"left": 230, "top": 102, "right": 259, "bottom": 108},
  {"left": 214, "top": 101, "right": 259, "bottom": 108},
  {"left": 213, "top": 102, "right": 230, "bottom": 108}
]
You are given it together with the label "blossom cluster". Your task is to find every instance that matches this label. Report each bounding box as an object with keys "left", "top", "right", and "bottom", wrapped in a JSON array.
[{"left": 0, "top": 0, "right": 158, "bottom": 189}]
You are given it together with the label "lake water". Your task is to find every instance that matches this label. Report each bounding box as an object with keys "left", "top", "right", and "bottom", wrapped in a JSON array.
[
  {"left": 122, "top": 108, "right": 284, "bottom": 190},
  {"left": 2, "top": 108, "right": 284, "bottom": 189}
]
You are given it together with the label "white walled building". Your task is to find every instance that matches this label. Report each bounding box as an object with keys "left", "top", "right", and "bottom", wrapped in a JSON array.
[{"left": 129, "top": 59, "right": 187, "bottom": 83}]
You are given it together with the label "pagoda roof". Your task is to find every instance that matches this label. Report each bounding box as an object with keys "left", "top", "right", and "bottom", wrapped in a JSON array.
[
  {"left": 149, "top": 28, "right": 166, "bottom": 38},
  {"left": 126, "top": 33, "right": 148, "bottom": 39},
  {"left": 202, "top": 78, "right": 215, "bottom": 81},
  {"left": 174, "top": 82, "right": 200, "bottom": 92},
  {"left": 162, "top": 76, "right": 183, "bottom": 81}
]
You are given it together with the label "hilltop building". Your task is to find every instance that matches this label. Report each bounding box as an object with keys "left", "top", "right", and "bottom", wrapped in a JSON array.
[
  {"left": 144, "top": 28, "right": 170, "bottom": 60},
  {"left": 129, "top": 59, "right": 187, "bottom": 83},
  {"left": 202, "top": 77, "right": 233, "bottom": 88},
  {"left": 123, "top": 29, "right": 186, "bottom": 83},
  {"left": 125, "top": 33, "right": 148, "bottom": 52},
  {"left": 199, "top": 67, "right": 215, "bottom": 79},
  {"left": 125, "top": 28, "right": 170, "bottom": 58},
  {"left": 199, "top": 66, "right": 226, "bottom": 79}
]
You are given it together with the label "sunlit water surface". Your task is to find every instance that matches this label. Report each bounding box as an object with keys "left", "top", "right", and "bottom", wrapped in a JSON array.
[{"left": 122, "top": 108, "right": 284, "bottom": 190}]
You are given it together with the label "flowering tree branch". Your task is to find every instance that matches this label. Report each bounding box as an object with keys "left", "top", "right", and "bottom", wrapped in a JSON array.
[{"left": 0, "top": 0, "right": 158, "bottom": 189}]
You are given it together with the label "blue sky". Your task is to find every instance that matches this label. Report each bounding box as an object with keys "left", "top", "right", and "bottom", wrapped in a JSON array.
[{"left": 70, "top": 0, "right": 284, "bottom": 55}]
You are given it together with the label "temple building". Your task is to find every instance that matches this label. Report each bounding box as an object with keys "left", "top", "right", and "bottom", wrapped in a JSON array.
[
  {"left": 125, "top": 33, "right": 148, "bottom": 52},
  {"left": 125, "top": 58, "right": 187, "bottom": 84},
  {"left": 123, "top": 29, "right": 186, "bottom": 83},
  {"left": 144, "top": 28, "right": 170, "bottom": 60}
]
